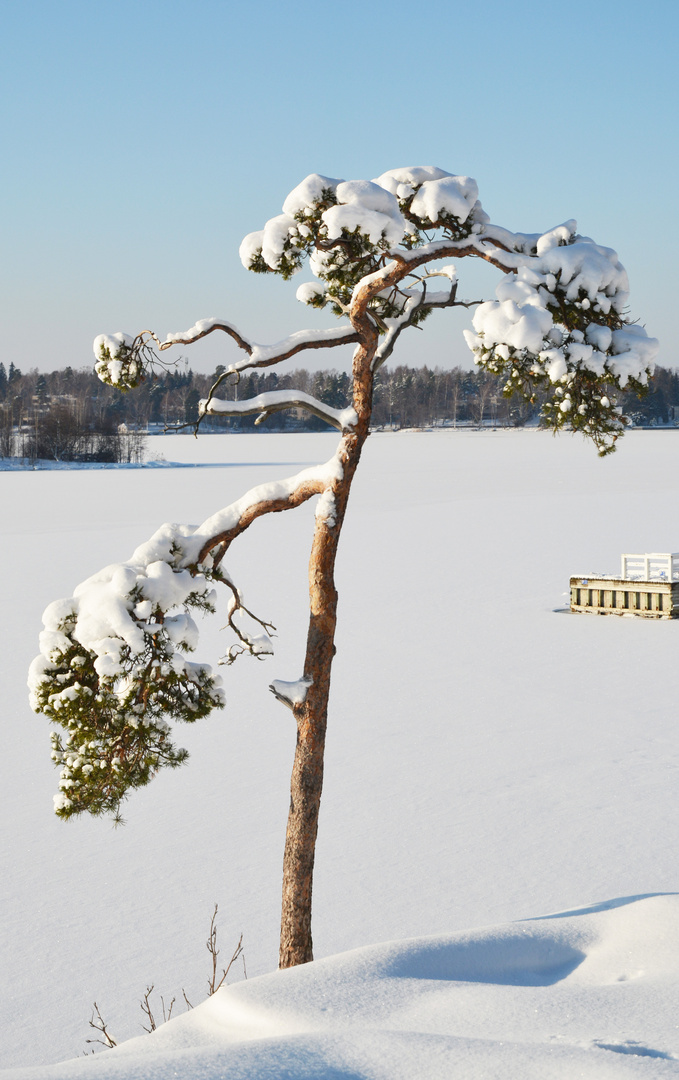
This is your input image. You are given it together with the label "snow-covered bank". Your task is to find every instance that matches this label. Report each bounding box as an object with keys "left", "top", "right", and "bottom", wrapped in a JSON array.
[
  {"left": 1, "top": 460, "right": 187, "bottom": 471},
  {"left": 3, "top": 429, "right": 679, "bottom": 1073},
  {"left": 0, "top": 457, "right": 218, "bottom": 472},
  {"left": 6, "top": 894, "right": 679, "bottom": 1078}
]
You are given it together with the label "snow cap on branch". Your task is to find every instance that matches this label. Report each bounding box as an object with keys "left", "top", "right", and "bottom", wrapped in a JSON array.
[
  {"left": 269, "top": 677, "right": 313, "bottom": 711},
  {"left": 410, "top": 176, "right": 480, "bottom": 226},
  {"left": 438, "top": 265, "right": 458, "bottom": 282},
  {"left": 322, "top": 180, "right": 405, "bottom": 246},
  {"left": 282, "top": 174, "right": 341, "bottom": 216},
  {"left": 296, "top": 281, "right": 327, "bottom": 305},
  {"left": 371, "top": 165, "right": 452, "bottom": 196},
  {"left": 239, "top": 230, "right": 266, "bottom": 269}
]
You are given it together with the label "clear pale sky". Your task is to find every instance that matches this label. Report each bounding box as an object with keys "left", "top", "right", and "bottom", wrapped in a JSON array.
[{"left": 1, "top": 0, "right": 677, "bottom": 375}]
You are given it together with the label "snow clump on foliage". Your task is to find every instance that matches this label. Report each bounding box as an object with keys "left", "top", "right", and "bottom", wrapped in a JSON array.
[
  {"left": 464, "top": 224, "right": 658, "bottom": 453},
  {"left": 239, "top": 167, "right": 489, "bottom": 320},
  {"left": 93, "top": 332, "right": 143, "bottom": 390},
  {"left": 28, "top": 525, "right": 227, "bottom": 820}
]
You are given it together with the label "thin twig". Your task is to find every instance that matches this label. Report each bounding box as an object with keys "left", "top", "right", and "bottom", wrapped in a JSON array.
[
  {"left": 207, "top": 903, "right": 244, "bottom": 995},
  {"left": 218, "top": 577, "right": 276, "bottom": 665},
  {"left": 140, "top": 985, "right": 157, "bottom": 1033},
  {"left": 86, "top": 1003, "right": 117, "bottom": 1049}
]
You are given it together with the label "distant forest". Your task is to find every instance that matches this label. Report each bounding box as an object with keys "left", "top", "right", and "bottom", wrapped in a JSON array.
[{"left": 1, "top": 359, "right": 678, "bottom": 463}]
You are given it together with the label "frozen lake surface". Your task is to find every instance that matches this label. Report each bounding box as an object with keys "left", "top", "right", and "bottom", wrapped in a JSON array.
[{"left": 3, "top": 428, "right": 679, "bottom": 1077}]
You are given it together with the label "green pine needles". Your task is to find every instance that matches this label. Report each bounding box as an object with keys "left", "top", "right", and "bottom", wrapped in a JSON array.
[{"left": 30, "top": 554, "right": 226, "bottom": 820}]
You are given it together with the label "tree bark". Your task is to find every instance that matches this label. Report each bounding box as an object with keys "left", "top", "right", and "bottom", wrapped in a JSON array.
[
  {"left": 278, "top": 343, "right": 375, "bottom": 968},
  {"left": 277, "top": 251, "right": 470, "bottom": 965}
]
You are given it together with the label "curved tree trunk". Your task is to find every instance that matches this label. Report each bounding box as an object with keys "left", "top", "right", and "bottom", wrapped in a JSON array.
[{"left": 278, "top": 346, "right": 374, "bottom": 968}]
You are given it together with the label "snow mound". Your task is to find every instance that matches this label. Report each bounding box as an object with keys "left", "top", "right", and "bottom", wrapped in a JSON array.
[{"left": 8, "top": 894, "right": 679, "bottom": 1079}]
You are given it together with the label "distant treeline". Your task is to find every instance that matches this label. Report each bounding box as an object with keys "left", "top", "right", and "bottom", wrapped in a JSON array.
[{"left": 1, "top": 359, "right": 677, "bottom": 461}]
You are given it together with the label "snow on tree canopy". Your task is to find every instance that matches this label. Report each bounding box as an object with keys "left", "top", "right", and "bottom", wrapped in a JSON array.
[
  {"left": 372, "top": 165, "right": 454, "bottom": 196},
  {"left": 409, "top": 175, "right": 480, "bottom": 225},
  {"left": 92, "top": 168, "right": 657, "bottom": 453},
  {"left": 281, "top": 173, "right": 341, "bottom": 216},
  {"left": 237, "top": 166, "right": 489, "bottom": 311},
  {"left": 462, "top": 226, "right": 658, "bottom": 454},
  {"left": 322, "top": 180, "right": 406, "bottom": 247}
]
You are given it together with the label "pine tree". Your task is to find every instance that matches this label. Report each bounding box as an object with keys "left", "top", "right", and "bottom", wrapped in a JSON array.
[{"left": 33, "top": 166, "right": 658, "bottom": 969}]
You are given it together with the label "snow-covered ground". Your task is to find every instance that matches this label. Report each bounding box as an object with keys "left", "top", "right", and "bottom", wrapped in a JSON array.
[{"left": 3, "top": 428, "right": 679, "bottom": 1077}]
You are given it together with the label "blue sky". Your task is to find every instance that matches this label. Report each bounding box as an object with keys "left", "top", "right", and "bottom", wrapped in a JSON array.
[{"left": 1, "top": 0, "right": 677, "bottom": 375}]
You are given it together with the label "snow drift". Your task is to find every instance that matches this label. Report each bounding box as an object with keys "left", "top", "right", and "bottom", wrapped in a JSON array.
[{"left": 6, "top": 894, "right": 679, "bottom": 1079}]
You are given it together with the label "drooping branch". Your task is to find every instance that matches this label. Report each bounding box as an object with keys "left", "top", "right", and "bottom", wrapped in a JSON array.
[
  {"left": 159, "top": 319, "right": 360, "bottom": 373},
  {"left": 194, "top": 478, "right": 327, "bottom": 565},
  {"left": 184, "top": 454, "right": 345, "bottom": 567},
  {"left": 29, "top": 447, "right": 349, "bottom": 821},
  {"left": 201, "top": 389, "right": 358, "bottom": 432}
]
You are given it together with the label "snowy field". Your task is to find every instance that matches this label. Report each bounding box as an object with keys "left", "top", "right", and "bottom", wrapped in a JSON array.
[{"left": 3, "top": 428, "right": 679, "bottom": 1078}]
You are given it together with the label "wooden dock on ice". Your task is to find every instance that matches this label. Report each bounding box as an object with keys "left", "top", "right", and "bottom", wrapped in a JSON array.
[{"left": 570, "top": 553, "right": 679, "bottom": 619}]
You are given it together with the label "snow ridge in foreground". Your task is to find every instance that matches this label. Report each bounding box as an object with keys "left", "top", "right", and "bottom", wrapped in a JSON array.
[{"left": 6, "top": 894, "right": 679, "bottom": 1079}]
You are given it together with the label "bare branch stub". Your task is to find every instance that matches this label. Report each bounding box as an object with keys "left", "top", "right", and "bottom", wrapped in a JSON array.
[{"left": 160, "top": 995, "right": 176, "bottom": 1024}]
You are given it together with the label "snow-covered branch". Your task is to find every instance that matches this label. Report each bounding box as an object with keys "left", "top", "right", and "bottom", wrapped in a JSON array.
[
  {"left": 29, "top": 450, "right": 345, "bottom": 819},
  {"left": 94, "top": 322, "right": 360, "bottom": 391},
  {"left": 160, "top": 319, "right": 359, "bottom": 371},
  {"left": 160, "top": 319, "right": 253, "bottom": 355},
  {"left": 269, "top": 677, "right": 313, "bottom": 711},
  {"left": 201, "top": 389, "right": 357, "bottom": 432},
  {"left": 189, "top": 453, "right": 344, "bottom": 564},
  {"left": 389, "top": 236, "right": 513, "bottom": 273}
]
